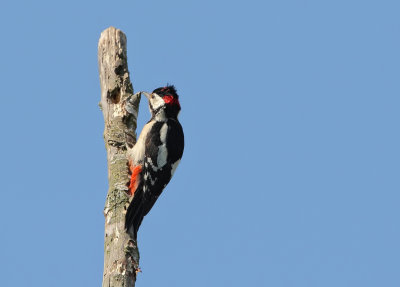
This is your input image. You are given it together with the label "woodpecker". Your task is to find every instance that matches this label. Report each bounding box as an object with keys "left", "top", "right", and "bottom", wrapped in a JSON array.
[{"left": 126, "top": 85, "right": 184, "bottom": 238}]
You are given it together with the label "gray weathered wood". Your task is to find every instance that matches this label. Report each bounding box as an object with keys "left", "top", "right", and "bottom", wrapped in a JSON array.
[{"left": 98, "top": 26, "right": 141, "bottom": 287}]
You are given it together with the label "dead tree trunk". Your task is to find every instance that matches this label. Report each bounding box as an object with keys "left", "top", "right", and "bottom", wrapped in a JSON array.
[{"left": 98, "top": 26, "right": 141, "bottom": 287}]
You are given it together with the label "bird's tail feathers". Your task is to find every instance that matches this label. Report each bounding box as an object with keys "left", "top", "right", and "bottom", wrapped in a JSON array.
[{"left": 125, "top": 186, "right": 145, "bottom": 239}]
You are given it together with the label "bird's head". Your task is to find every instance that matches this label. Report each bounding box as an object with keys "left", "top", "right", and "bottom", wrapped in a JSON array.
[{"left": 142, "top": 85, "right": 181, "bottom": 120}]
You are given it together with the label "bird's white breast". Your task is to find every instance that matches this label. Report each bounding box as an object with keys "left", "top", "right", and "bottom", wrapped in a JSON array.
[{"left": 128, "top": 121, "right": 155, "bottom": 165}]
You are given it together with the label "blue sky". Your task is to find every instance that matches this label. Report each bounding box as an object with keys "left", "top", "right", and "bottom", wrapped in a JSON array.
[{"left": 1, "top": 0, "right": 399, "bottom": 286}]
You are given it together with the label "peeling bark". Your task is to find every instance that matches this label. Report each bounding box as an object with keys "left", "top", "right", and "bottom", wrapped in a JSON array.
[{"left": 98, "top": 27, "right": 141, "bottom": 287}]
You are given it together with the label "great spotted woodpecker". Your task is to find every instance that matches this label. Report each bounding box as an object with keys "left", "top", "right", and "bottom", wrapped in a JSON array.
[{"left": 126, "top": 85, "right": 184, "bottom": 238}]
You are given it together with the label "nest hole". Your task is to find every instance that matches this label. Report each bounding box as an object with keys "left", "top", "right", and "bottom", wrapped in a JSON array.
[{"left": 108, "top": 88, "right": 121, "bottom": 104}]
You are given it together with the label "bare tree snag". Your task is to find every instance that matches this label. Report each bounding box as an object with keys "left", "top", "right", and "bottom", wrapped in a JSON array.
[{"left": 98, "top": 26, "right": 141, "bottom": 287}]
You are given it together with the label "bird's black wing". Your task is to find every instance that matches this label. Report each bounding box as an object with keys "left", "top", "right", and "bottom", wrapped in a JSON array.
[
  {"left": 125, "top": 120, "right": 184, "bottom": 238},
  {"left": 141, "top": 119, "right": 184, "bottom": 216}
]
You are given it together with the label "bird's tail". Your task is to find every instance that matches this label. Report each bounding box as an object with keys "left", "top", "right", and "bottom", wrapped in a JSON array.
[{"left": 125, "top": 186, "right": 145, "bottom": 239}]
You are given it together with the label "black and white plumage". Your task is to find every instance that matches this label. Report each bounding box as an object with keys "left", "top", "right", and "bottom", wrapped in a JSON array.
[{"left": 126, "top": 85, "right": 184, "bottom": 238}]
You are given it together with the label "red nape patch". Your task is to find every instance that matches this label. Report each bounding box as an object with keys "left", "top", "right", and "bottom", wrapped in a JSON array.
[
  {"left": 163, "top": 95, "right": 180, "bottom": 107},
  {"left": 129, "top": 163, "right": 142, "bottom": 196}
]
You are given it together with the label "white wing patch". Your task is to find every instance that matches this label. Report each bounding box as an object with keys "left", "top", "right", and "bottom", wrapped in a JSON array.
[
  {"left": 157, "top": 145, "right": 168, "bottom": 167},
  {"left": 160, "top": 123, "right": 168, "bottom": 143},
  {"left": 171, "top": 159, "right": 181, "bottom": 176},
  {"left": 157, "top": 123, "right": 168, "bottom": 168}
]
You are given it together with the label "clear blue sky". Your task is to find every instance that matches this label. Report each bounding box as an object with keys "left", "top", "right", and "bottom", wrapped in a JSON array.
[{"left": 1, "top": 0, "right": 399, "bottom": 286}]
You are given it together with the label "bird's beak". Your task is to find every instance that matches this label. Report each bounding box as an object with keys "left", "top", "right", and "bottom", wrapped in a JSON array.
[{"left": 141, "top": 92, "right": 151, "bottom": 99}]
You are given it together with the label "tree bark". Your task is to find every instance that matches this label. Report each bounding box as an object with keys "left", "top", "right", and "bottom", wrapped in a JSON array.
[{"left": 98, "top": 26, "right": 141, "bottom": 287}]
